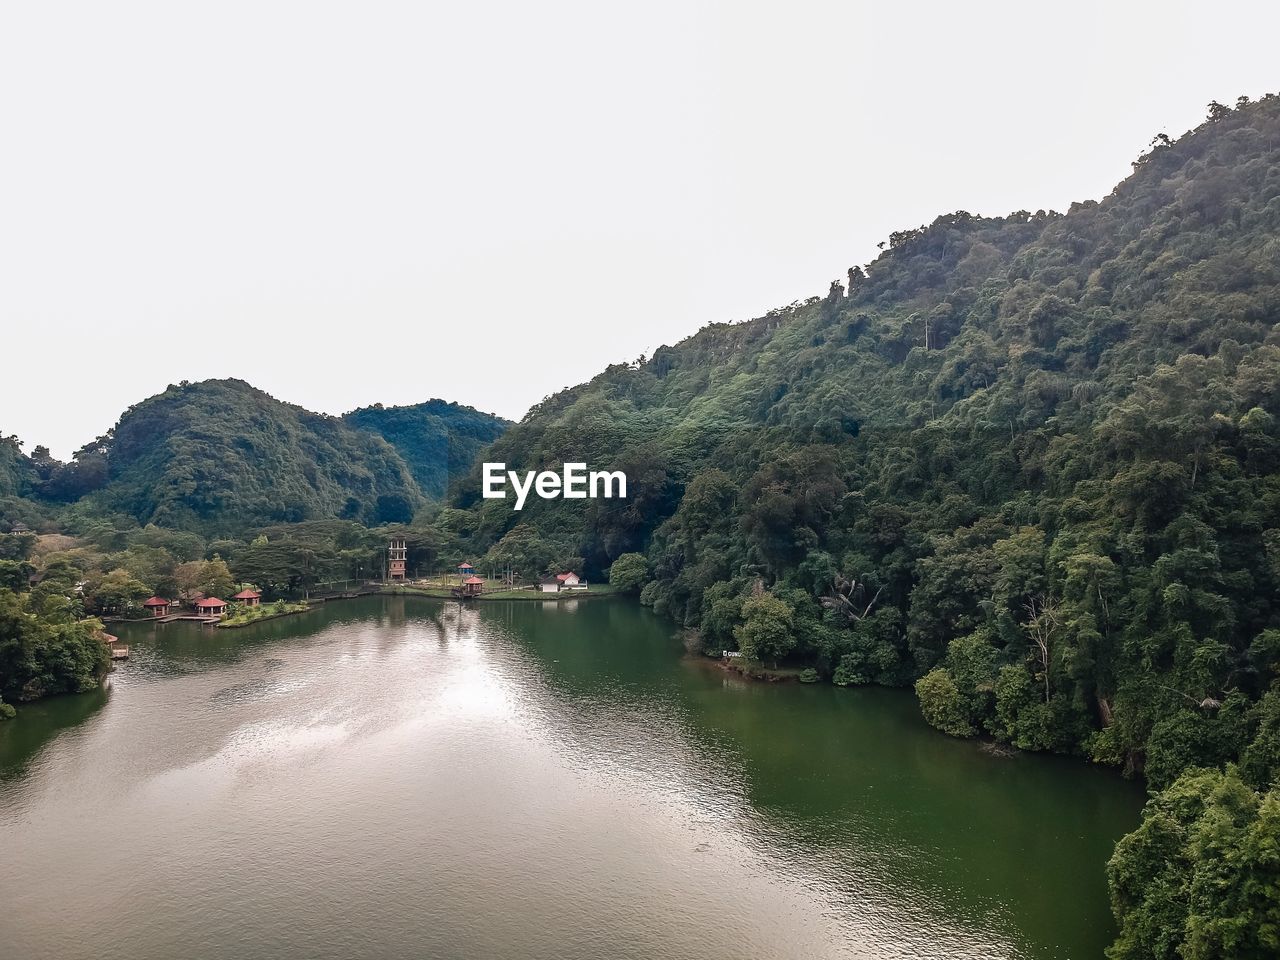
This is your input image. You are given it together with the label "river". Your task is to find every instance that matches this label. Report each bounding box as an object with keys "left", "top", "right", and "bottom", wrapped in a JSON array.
[{"left": 0, "top": 595, "right": 1143, "bottom": 959}]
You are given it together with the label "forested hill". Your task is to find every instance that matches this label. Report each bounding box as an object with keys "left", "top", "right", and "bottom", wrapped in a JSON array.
[
  {"left": 343, "top": 400, "right": 510, "bottom": 499},
  {"left": 8, "top": 379, "right": 506, "bottom": 533},
  {"left": 447, "top": 97, "right": 1280, "bottom": 779}
]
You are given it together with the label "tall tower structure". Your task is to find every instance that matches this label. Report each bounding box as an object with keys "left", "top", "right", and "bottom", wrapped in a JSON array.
[{"left": 388, "top": 537, "right": 407, "bottom": 580}]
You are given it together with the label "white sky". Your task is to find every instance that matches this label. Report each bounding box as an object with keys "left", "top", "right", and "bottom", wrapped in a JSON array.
[{"left": 3, "top": 0, "right": 1278, "bottom": 459}]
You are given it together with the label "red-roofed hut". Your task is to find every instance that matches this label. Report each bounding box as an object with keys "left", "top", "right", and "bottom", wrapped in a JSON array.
[
  {"left": 195, "top": 597, "right": 227, "bottom": 617},
  {"left": 233, "top": 589, "right": 262, "bottom": 607},
  {"left": 143, "top": 596, "right": 171, "bottom": 617}
]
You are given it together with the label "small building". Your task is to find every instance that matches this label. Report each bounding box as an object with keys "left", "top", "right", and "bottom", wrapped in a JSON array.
[
  {"left": 461, "top": 575, "right": 485, "bottom": 597},
  {"left": 556, "top": 572, "right": 584, "bottom": 589},
  {"left": 233, "top": 589, "right": 262, "bottom": 607},
  {"left": 539, "top": 576, "right": 561, "bottom": 594},
  {"left": 388, "top": 537, "right": 407, "bottom": 580},
  {"left": 457, "top": 562, "right": 475, "bottom": 580},
  {"left": 143, "top": 596, "right": 172, "bottom": 617},
  {"left": 9, "top": 521, "right": 31, "bottom": 535},
  {"left": 195, "top": 597, "right": 227, "bottom": 617}
]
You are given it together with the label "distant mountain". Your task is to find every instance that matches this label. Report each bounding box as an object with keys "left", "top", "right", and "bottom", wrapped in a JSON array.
[
  {"left": 23, "top": 379, "right": 506, "bottom": 533},
  {"left": 343, "top": 400, "right": 509, "bottom": 500}
]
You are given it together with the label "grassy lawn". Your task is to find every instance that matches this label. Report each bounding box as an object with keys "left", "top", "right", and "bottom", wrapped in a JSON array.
[
  {"left": 216, "top": 600, "right": 310, "bottom": 628},
  {"left": 383, "top": 582, "right": 625, "bottom": 601}
]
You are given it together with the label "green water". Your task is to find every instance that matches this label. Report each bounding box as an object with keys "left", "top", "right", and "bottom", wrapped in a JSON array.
[{"left": 0, "top": 596, "right": 1143, "bottom": 959}]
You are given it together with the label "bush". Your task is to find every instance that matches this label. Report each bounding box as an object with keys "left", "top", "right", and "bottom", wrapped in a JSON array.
[
  {"left": 1107, "top": 767, "right": 1280, "bottom": 960},
  {"left": 833, "top": 654, "right": 868, "bottom": 686},
  {"left": 608, "top": 553, "right": 649, "bottom": 593},
  {"left": 915, "top": 668, "right": 975, "bottom": 737},
  {"left": 798, "top": 667, "right": 819, "bottom": 684},
  {"left": 0, "top": 700, "right": 15, "bottom": 720},
  {"left": 734, "top": 592, "right": 796, "bottom": 664},
  {"left": 0, "top": 589, "right": 109, "bottom": 703}
]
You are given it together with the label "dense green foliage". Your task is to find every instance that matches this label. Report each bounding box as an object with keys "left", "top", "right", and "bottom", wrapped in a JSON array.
[
  {"left": 0, "top": 535, "right": 110, "bottom": 705},
  {"left": 607, "top": 552, "right": 648, "bottom": 593},
  {"left": 1, "top": 379, "right": 505, "bottom": 535},
  {"left": 78, "top": 379, "right": 425, "bottom": 531},
  {"left": 343, "top": 399, "right": 509, "bottom": 499},
  {"left": 1107, "top": 766, "right": 1280, "bottom": 960}
]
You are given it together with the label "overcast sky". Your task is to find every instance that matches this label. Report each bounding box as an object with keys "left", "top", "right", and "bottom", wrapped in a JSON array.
[{"left": 3, "top": 1, "right": 1278, "bottom": 459}]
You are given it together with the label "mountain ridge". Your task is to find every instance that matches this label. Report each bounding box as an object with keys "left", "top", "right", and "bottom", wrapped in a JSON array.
[
  {"left": 342, "top": 398, "right": 510, "bottom": 501},
  {"left": 1, "top": 378, "right": 508, "bottom": 533}
]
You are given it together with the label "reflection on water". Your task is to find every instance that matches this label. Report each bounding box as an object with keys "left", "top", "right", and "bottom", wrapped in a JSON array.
[{"left": 0, "top": 596, "right": 1142, "bottom": 960}]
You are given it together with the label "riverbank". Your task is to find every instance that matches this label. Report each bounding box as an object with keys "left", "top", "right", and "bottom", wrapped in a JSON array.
[
  {"left": 383, "top": 583, "right": 624, "bottom": 602},
  {"left": 107, "top": 583, "right": 625, "bottom": 633},
  {"left": 215, "top": 601, "right": 310, "bottom": 629},
  {"left": 720, "top": 657, "right": 811, "bottom": 682}
]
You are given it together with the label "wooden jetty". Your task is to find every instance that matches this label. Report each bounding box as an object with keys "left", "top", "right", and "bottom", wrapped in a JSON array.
[
  {"left": 102, "top": 633, "right": 130, "bottom": 660},
  {"left": 153, "top": 613, "right": 222, "bottom": 624}
]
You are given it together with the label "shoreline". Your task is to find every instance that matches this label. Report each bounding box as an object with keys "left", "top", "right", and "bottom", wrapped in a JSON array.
[
  {"left": 110, "top": 584, "right": 623, "bottom": 632},
  {"left": 381, "top": 584, "right": 622, "bottom": 603}
]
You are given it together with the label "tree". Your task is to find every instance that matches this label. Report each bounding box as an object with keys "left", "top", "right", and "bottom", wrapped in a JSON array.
[
  {"left": 0, "top": 559, "right": 33, "bottom": 591},
  {"left": 608, "top": 553, "right": 648, "bottom": 593},
  {"left": 915, "top": 668, "right": 974, "bottom": 737},
  {"left": 484, "top": 524, "right": 563, "bottom": 581},
  {"left": 1107, "top": 767, "right": 1280, "bottom": 960},
  {"left": 700, "top": 580, "right": 747, "bottom": 647},
  {"left": 87, "top": 568, "right": 151, "bottom": 616},
  {"left": 1023, "top": 595, "right": 1060, "bottom": 704},
  {"left": 199, "top": 556, "right": 235, "bottom": 598},
  {"left": 0, "top": 588, "right": 110, "bottom": 702},
  {"left": 734, "top": 592, "right": 796, "bottom": 665},
  {"left": 233, "top": 541, "right": 308, "bottom": 598}
]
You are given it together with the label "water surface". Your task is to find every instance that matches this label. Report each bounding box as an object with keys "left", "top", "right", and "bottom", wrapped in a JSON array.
[{"left": 0, "top": 596, "right": 1142, "bottom": 959}]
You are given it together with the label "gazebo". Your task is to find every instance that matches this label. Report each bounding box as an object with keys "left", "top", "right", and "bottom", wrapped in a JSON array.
[
  {"left": 195, "top": 597, "right": 227, "bottom": 617},
  {"left": 143, "top": 596, "right": 171, "bottom": 617},
  {"left": 232, "top": 589, "right": 262, "bottom": 607},
  {"left": 461, "top": 576, "right": 485, "bottom": 597}
]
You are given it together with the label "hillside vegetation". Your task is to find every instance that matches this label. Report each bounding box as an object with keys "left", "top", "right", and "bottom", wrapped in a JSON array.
[
  {"left": 452, "top": 97, "right": 1280, "bottom": 767},
  {"left": 438, "top": 96, "right": 1280, "bottom": 955},
  {"left": 344, "top": 399, "right": 509, "bottom": 500},
  {"left": 3, "top": 379, "right": 506, "bottom": 534}
]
